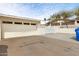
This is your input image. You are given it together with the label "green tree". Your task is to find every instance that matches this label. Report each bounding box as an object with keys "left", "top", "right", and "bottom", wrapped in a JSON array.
[
  {"left": 48, "top": 11, "right": 72, "bottom": 27},
  {"left": 74, "top": 8, "right": 79, "bottom": 20},
  {"left": 59, "top": 11, "right": 72, "bottom": 22}
]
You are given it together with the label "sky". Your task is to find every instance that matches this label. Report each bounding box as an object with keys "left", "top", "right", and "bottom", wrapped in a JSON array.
[{"left": 0, "top": 3, "right": 79, "bottom": 20}]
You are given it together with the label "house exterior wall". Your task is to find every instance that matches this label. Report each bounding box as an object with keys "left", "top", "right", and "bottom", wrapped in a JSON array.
[{"left": 0, "top": 16, "right": 40, "bottom": 40}]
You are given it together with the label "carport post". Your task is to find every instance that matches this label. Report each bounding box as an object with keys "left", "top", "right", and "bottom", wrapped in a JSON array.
[{"left": 0, "top": 20, "right": 4, "bottom": 40}]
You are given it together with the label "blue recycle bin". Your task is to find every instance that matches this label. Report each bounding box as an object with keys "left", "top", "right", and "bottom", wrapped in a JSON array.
[{"left": 75, "top": 28, "right": 79, "bottom": 41}]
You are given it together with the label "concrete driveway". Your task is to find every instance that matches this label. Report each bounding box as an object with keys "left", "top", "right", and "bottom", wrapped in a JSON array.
[{"left": 0, "top": 34, "right": 79, "bottom": 56}]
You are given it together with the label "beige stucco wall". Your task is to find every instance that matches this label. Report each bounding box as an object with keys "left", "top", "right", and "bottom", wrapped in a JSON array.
[
  {"left": 2, "top": 25, "right": 76, "bottom": 39},
  {"left": 38, "top": 26, "right": 75, "bottom": 34}
]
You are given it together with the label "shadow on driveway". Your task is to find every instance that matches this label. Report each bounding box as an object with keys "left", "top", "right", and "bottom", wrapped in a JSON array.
[{"left": 0, "top": 45, "right": 8, "bottom": 56}]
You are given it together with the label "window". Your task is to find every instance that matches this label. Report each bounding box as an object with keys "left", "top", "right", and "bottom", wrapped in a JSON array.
[
  {"left": 2, "top": 21, "right": 13, "bottom": 24},
  {"left": 24, "top": 23, "right": 30, "bottom": 25},
  {"left": 14, "top": 22, "right": 22, "bottom": 24},
  {"left": 31, "top": 23, "right": 36, "bottom": 25}
]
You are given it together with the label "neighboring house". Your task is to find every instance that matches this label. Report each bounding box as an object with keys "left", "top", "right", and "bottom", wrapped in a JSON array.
[
  {"left": 0, "top": 14, "right": 40, "bottom": 40},
  {"left": 46, "top": 19, "right": 79, "bottom": 28}
]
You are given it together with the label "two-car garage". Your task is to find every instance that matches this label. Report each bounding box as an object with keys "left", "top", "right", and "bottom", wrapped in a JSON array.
[{"left": 0, "top": 14, "right": 40, "bottom": 40}]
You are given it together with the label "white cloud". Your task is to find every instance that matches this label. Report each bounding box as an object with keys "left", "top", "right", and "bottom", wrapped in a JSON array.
[
  {"left": 0, "top": 3, "right": 60, "bottom": 20},
  {"left": 0, "top": 4, "right": 18, "bottom": 14},
  {"left": 0, "top": 3, "right": 77, "bottom": 20}
]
